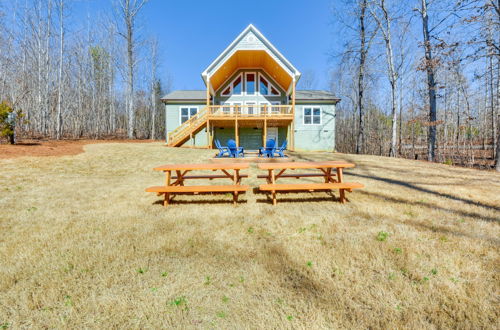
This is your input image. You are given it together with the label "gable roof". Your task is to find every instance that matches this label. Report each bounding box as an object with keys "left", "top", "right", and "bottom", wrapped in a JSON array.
[
  {"left": 162, "top": 89, "right": 339, "bottom": 103},
  {"left": 161, "top": 90, "right": 206, "bottom": 102},
  {"left": 201, "top": 24, "right": 301, "bottom": 93},
  {"left": 295, "top": 90, "right": 340, "bottom": 101}
]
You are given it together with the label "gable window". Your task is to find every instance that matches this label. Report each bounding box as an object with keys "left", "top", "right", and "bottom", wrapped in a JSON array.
[
  {"left": 259, "top": 76, "right": 269, "bottom": 95},
  {"left": 233, "top": 76, "right": 242, "bottom": 94},
  {"left": 180, "top": 107, "right": 198, "bottom": 124},
  {"left": 303, "top": 107, "right": 321, "bottom": 125},
  {"left": 258, "top": 73, "right": 280, "bottom": 96},
  {"left": 221, "top": 74, "right": 242, "bottom": 96},
  {"left": 246, "top": 73, "right": 255, "bottom": 95}
]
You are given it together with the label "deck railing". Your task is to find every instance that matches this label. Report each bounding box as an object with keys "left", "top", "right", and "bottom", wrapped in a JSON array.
[{"left": 207, "top": 105, "right": 293, "bottom": 118}]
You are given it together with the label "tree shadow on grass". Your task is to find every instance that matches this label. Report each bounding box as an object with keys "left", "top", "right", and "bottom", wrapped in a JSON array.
[
  {"left": 350, "top": 172, "right": 500, "bottom": 214},
  {"left": 252, "top": 187, "right": 341, "bottom": 204},
  {"left": 357, "top": 190, "right": 499, "bottom": 223},
  {"left": 152, "top": 198, "right": 248, "bottom": 206},
  {"left": 403, "top": 218, "right": 500, "bottom": 246}
]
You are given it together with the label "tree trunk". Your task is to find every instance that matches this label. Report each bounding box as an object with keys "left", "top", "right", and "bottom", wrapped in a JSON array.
[
  {"left": 56, "top": 0, "right": 64, "bottom": 139},
  {"left": 356, "top": 0, "right": 367, "bottom": 154},
  {"left": 420, "top": 0, "right": 437, "bottom": 162}
]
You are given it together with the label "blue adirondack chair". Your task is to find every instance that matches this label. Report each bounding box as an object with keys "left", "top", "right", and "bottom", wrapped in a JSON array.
[
  {"left": 227, "top": 139, "right": 244, "bottom": 157},
  {"left": 273, "top": 140, "right": 288, "bottom": 157},
  {"left": 214, "top": 139, "right": 230, "bottom": 158},
  {"left": 259, "top": 139, "right": 276, "bottom": 158}
]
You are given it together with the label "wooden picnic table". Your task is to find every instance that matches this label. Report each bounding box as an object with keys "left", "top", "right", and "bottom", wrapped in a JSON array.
[
  {"left": 146, "top": 162, "right": 250, "bottom": 206},
  {"left": 257, "top": 161, "right": 363, "bottom": 205}
]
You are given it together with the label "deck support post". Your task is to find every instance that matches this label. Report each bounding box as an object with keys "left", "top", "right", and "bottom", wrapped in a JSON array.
[
  {"left": 263, "top": 118, "right": 267, "bottom": 145},
  {"left": 291, "top": 76, "right": 296, "bottom": 151},
  {"left": 206, "top": 120, "right": 211, "bottom": 149},
  {"left": 235, "top": 119, "right": 239, "bottom": 147},
  {"left": 206, "top": 75, "right": 211, "bottom": 149},
  {"left": 235, "top": 105, "right": 239, "bottom": 147}
]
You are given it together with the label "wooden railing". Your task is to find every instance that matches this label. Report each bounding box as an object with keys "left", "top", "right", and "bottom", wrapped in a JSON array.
[
  {"left": 168, "top": 106, "right": 208, "bottom": 145},
  {"left": 207, "top": 105, "right": 293, "bottom": 118}
]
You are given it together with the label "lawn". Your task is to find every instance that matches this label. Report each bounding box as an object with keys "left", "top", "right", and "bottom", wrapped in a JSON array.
[{"left": 0, "top": 142, "right": 499, "bottom": 328}]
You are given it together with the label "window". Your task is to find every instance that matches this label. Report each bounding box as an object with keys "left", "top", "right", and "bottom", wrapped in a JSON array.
[
  {"left": 246, "top": 102, "right": 256, "bottom": 115},
  {"left": 221, "top": 74, "right": 242, "bottom": 96},
  {"left": 303, "top": 107, "right": 321, "bottom": 125},
  {"left": 246, "top": 73, "right": 255, "bottom": 95},
  {"left": 222, "top": 102, "right": 231, "bottom": 114},
  {"left": 259, "top": 76, "right": 269, "bottom": 95},
  {"left": 233, "top": 76, "right": 242, "bottom": 94},
  {"left": 180, "top": 107, "right": 198, "bottom": 124},
  {"left": 258, "top": 73, "right": 280, "bottom": 96},
  {"left": 271, "top": 101, "right": 281, "bottom": 114}
]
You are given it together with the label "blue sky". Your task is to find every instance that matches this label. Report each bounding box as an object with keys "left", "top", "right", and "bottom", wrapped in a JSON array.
[{"left": 75, "top": 0, "right": 339, "bottom": 91}]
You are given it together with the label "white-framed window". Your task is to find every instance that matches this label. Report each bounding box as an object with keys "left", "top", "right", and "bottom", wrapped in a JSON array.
[
  {"left": 180, "top": 106, "right": 198, "bottom": 124},
  {"left": 303, "top": 107, "right": 321, "bottom": 125},
  {"left": 258, "top": 73, "right": 280, "bottom": 96},
  {"left": 271, "top": 101, "right": 281, "bottom": 114},
  {"left": 221, "top": 74, "right": 243, "bottom": 96},
  {"left": 245, "top": 101, "right": 256, "bottom": 115},
  {"left": 245, "top": 72, "right": 256, "bottom": 95},
  {"left": 258, "top": 101, "right": 269, "bottom": 115}
]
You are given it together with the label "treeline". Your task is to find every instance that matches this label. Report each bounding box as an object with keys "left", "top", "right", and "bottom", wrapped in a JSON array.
[
  {"left": 0, "top": 0, "right": 168, "bottom": 140},
  {"left": 331, "top": 0, "right": 500, "bottom": 170}
]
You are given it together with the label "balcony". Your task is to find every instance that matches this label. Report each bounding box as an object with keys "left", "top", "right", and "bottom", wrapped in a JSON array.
[{"left": 207, "top": 105, "right": 294, "bottom": 121}]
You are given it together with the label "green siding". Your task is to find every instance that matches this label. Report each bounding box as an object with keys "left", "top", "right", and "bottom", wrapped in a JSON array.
[
  {"left": 214, "top": 128, "right": 235, "bottom": 146},
  {"left": 239, "top": 128, "right": 262, "bottom": 150},
  {"left": 214, "top": 128, "right": 263, "bottom": 150},
  {"left": 293, "top": 103, "right": 336, "bottom": 151}
]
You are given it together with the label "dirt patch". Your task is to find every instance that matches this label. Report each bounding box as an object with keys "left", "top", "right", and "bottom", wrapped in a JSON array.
[{"left": 0, "top": 139, "right": 159, "bottom": 159}]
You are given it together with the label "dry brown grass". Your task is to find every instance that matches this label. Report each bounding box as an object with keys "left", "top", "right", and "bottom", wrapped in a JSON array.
[{"left": 0, "top": 142, "right": 499, "bottom": 329}]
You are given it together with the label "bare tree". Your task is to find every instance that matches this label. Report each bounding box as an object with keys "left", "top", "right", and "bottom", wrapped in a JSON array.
[
  {"left": 368, "top": 0, "right": 399, "bottom": 157},
  {"left": 356, "top": 0, "right": 368, "bottom": 154},
  {"left": 116, "top": 0, "right": 149, "bottom": 139},
  {"left": 418, "top": 0, "right": 438, "bottom": 162},
  {"left": 149, "top": 37, "right": 159, "bottom": 140},
  {"left": 55, "top": 0, "right": 64, "bottom": 139},
  {"left": 299, "top": 69, "right": 317, "bottom": 89}
]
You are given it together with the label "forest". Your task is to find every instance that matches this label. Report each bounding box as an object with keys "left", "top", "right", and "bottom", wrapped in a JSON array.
[{"left": 0, "top": 0, "right": 498, "bottom": 170}]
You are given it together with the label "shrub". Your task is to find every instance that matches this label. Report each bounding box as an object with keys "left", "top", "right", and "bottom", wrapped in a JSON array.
[{"left": 0, "top": 101, "right": 23, "bottom": 144}]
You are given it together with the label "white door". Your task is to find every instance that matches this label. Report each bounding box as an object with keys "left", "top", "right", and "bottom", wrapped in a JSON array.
[
  {"left": 267, "top": 127, "right": 278, "bottom": 144},
  {"left": 245, "top": 101, "right": 256, "bottom": 115},
  {"left": 259, "top": 101, "right": 270, "bottom": 115}
]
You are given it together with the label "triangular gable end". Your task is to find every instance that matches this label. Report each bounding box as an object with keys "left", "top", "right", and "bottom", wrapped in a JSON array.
[{"left": 202, "top": 24, "right": 301, "bottom": 93}]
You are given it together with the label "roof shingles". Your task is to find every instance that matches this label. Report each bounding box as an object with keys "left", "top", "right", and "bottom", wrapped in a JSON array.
[{"left": 162, "top": 90, "right": 338, "bottom": 102}]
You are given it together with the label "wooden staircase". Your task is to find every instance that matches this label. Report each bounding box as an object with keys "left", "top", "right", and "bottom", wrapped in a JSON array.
[{"left": 167, "top": 106, "right": 209, "bottom": 147}]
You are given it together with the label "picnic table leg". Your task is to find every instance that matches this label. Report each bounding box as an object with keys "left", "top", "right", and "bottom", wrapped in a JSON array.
[
  {"left": 324, "top": 168, "right": 331, "bottom": 183},
  {"left": 164, "top": 171, "right": 171, "bottom": 207},
  {"left": 176, "top": 170, "right": 185, "bottom": 186},
  {"left": 336, "top": 167, "right": 346, "bottom": 203},
  {"left": 233, "top": 169, "right": 239, "bottom": 204},
  {"left": 271, "top": 169, "right": 277, "bottom": 205}
]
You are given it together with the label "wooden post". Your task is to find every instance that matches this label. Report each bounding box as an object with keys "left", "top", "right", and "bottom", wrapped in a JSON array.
[
  {"left": 164, "top": 171, "right": 171, "bottom": 207},
  {"left": 263, "top": 118, "right": 267, "bottom": 145},
  {"left": 235, "top": 105, "right": 239, "bottom": 147},
  {"left": 291, "top": 76, "right": 296, "bottom": 151},
  {"left": 206, "top": 75, "right": 210, "bottom": 107},
  {"left": 271, "top": 169, "right": 276, "bottom": 205},
  {"left": 235, "top": 119, "right": 239, "bottom": 147}
]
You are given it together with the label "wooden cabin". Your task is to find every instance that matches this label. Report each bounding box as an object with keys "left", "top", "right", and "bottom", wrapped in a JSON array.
[{"left": 162, "top": 24, "right": 340, "bottom": 151}]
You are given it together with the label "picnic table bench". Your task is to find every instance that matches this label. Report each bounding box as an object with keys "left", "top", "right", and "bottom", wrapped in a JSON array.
[
  {"left": 146, "top": 163, "right": 250, "bottom": 206},
  {"left": 257, "top": 161, "right": 364, "bottom": 205}
]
